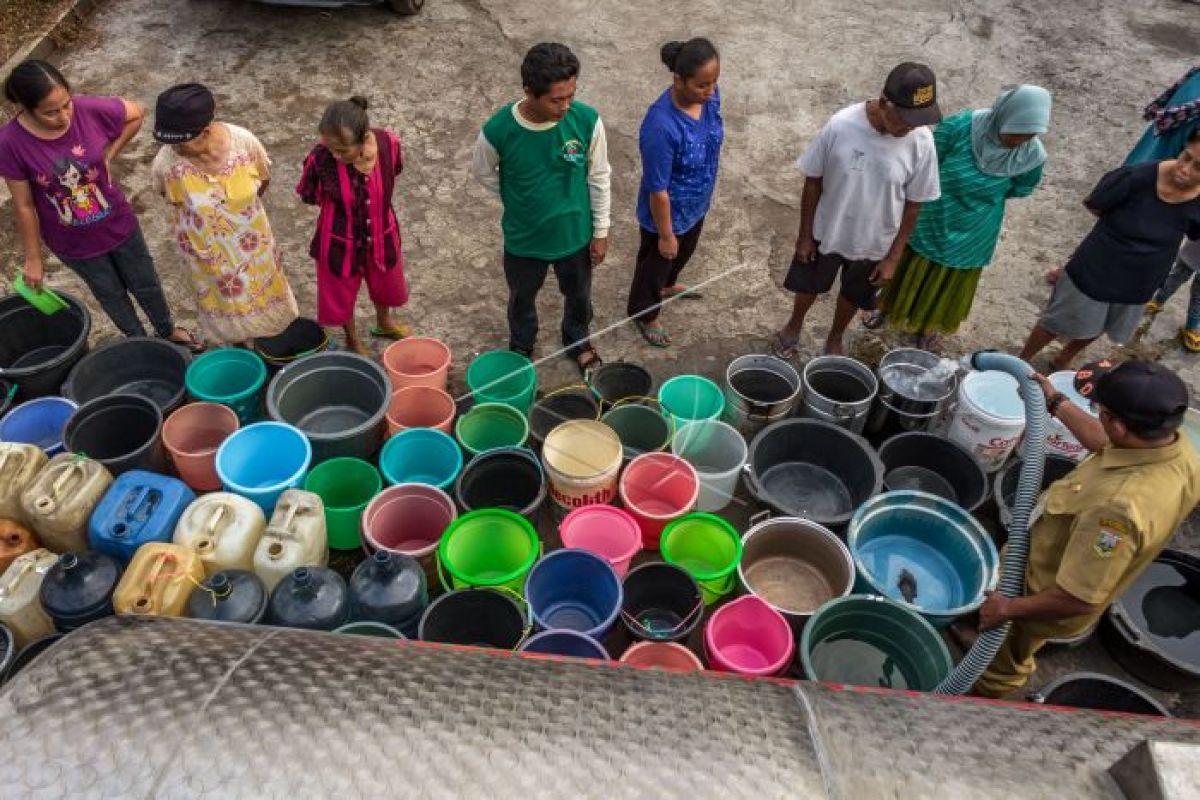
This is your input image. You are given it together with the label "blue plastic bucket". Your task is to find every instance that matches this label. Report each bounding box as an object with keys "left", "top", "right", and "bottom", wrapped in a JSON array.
[
  {"left": 519, "top": 629, "right": 609, "bottom": 660},
  {"left": 847, "top": 490, "right": 998, "bottom": 627},
  {"left": 0, "top": 396, "right": 76, "bottom": 454},
  {"left": 525, "top": 548, "right": 623, "bottom": 639},
  {"left": 216, "top": 421, "right": 311, "bottom": 515},
  {"left": 379, "top": 428, "right": 463, "bottom": 490}
]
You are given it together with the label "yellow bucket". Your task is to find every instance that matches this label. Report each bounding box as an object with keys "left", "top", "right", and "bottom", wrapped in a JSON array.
[{"left": 541, "top": 420, "right": 623, "bottom": 511}]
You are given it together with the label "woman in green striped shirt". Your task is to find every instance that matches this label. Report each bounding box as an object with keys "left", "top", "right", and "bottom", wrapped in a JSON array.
[{"left": 877, "top": 85, "right": 1052, "bottom": 348}]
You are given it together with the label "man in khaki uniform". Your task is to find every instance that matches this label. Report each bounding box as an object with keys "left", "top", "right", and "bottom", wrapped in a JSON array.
[{"left": 975, "top": 359, "right": 1200, "bottom": 697}]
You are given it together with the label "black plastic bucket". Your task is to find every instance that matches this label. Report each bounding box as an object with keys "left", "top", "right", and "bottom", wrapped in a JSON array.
[
  {"left": 994, "top": 454, "right": 1077, "bottom": 529},
  {"left": 266, "top": 351, "right": 390, "bottom": 463},
  {"left": 254, "top": 318, "right": 332, "bottom": 373},
  {"left": 454, "top": 447, "right": 546, "bottom": 522},
  {"left": 61, "top": 337, "right": 191, "bottom": 414},
  {"left": 0, "top": 633, "right": 63, "bottom": 685},
  {"left": 620, "top": 561, "right": 704, "bottom": 643},
  {"left": 529, "top": 389, "right": 599, "bottom": 445},
  {"left": 588, "top": 362, "right": 652, "bottom": 409},
  {"left": 1028, "top": 672, "right": 1169, "bottom": 716},
  {"left": 418, "top": 588, "right": 527, "bottom": 649},
  {"left": 63, "top": 393, "right": 165, "bottom": 475},
  {"left": 0, "top": 291, "right": 91, "bottom": 400},
  {"left": 0, "top": 622, "right": 12, "bottom": 685},
  {"left": 1101, "top": 548, "right": 1200, "bottom": 692},
  {"left": 877, "top": 432, "right": 988, "bottom": 511},
  {"left": 746, "top": 418, "right": 884, "bottom": 528}
]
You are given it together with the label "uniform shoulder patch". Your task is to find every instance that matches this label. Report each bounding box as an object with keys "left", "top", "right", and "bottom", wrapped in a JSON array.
[{"left": 1093, "top": 527, "right": 1123, "bottom": 559}]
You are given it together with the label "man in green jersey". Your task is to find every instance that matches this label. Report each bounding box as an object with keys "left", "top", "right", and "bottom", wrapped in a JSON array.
[{"left": 471, "top": 43, "right": 612, "bottom": 375}]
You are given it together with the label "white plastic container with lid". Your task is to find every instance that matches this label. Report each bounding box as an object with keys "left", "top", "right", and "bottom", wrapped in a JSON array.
[
  {"left": 1034, "top": 371, "right": 1099, "bottom": 462},
  {"left": 173, "top": 493, "right": 266, "bottom": 577},
  {"left": 253, "top": 489, "right": 327, "bottom": 592},
  {"left": 946, "top": 371, "right": 1027, "bottom": 472},
  {"left": 0, "top": 548, "right": 59, "bottom": 649},
  {"left": 0, "top": 444, "right": 47, "bottom": 524},
  {"left": 20, "top": 453, "right": 113, "bottom": 553}
]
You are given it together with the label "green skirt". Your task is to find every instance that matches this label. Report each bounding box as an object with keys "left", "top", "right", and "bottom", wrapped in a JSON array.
[{"left": 879, "top": 248, "right": 984, "bottom": 335}]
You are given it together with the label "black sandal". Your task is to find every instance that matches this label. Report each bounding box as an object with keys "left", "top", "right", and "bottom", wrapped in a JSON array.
[
  {"left": 165, "top": 327, "right": 206, "bottom": 354},
  {"left": 574, "top": 347, "right": 603, "bottom": 381}
]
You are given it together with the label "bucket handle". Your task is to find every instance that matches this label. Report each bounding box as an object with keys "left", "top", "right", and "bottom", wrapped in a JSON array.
[
  {"left": 620, "top": 595, "right": 705, "bottom": 640},
  {"left": 748, "top": 509, "right": 772, "bottom": 527},
  {"left": 541, "top": 384, "right": 603, "bottom": 422}
]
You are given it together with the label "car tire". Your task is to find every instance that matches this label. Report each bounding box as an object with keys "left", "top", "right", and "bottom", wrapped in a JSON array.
[{"left": 387, "top": 0, "right": 424, "bottom": 14}]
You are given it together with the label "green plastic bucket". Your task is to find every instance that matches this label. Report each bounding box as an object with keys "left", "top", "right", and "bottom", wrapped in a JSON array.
[
  {"left": 438, "top": 508, "right": 540, "bottom": 596},
  {"left": 660, "top": 512, "right": 743, "bottom": 605},
  {"left": 304, "top": 456, "right": 381, "bottom": 549},
  {"left": 186, "top": 348, "right": 268, "bottom": 425},
  {"left": 455, "top": 402, "right": 529, "bottom": 456},
  {"left": 466, "top": 350, "right": 537, "bottom": 413},
  {"left": 658, "top": 375, "right": 725, "bottom": 428},
  {"left": 800, "top": 595, "right": 953, "bottom": 691}
]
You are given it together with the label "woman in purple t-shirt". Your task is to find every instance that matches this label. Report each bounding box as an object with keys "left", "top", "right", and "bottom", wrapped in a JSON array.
[{"left": 0, "top": 60, "right": 200, "bottom": 350}]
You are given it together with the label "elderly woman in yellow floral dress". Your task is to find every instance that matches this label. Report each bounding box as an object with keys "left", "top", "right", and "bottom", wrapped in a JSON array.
[{"left": 150, "top": 83, "right": 297, "bottom": 346}]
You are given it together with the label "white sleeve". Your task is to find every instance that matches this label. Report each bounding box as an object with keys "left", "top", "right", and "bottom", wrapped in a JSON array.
[
  {"left": 587, "top": 116, "right": 612, "bottom": 238},
  {"left": 796, "top": 121, "right": 832, "bottom": 177},
  {"left": 470, "top": 130, "right": 501, "bottom": 194},
  {"left": 149, "top": 148, "right": 170, "bottom": 199},
  {"left": 905, "top": 133, "right": 941, "bottom": 202}
]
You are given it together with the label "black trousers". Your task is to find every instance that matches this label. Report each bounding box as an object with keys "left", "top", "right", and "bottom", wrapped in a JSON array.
[
  {"left": 626, "top": 218, "right": 706, "bottom": 322},
  {"left": 503, "top": 246, "right": 593, "bottom": 357}
]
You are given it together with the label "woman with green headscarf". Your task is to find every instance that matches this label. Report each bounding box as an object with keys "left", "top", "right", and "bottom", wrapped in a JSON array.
[{"left": 875, "top": 84, "right": 1052, "bottom": 348}]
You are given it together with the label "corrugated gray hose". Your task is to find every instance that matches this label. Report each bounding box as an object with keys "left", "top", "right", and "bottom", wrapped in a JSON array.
[{"left": 934, "top": 351, "right": 1047, "bottom": 695}]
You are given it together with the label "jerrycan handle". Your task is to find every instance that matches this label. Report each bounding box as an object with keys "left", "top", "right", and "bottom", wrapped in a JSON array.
[
  {"left": 0, "top": 447, "right": 26, "bottom": 474},
  {"left": 0, "top": 556, "right": 37, "bottom": 599},
  {"left": 134, "top": 551, "right": 177, "bottom": 613},
  {"left": 34, "top": 461, "right": 86, "bottom": 515}
]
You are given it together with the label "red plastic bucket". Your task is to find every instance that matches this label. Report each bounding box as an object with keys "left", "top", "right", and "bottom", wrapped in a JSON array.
[
  {"left": 362, "top": 483, "right": 457, "bottom": 591},
  {"left": 386, "top": 385, "right": 456, "bottom": 435},
  {"left": 559, "top": 505, "right": 642, "bottom": 577},
  {"left": 620, "top": 641, "right": 704, "bottom": 673},
  {"left": 703, "top": 594, "right": 794, "bottom": 677},
  {"left": 162, "top": 402, "right": 240, "bottom": 491},
  {"left": 618, "top": 452, "right": 699, "bottom": 549},
  {"left": 382, "top": 337, "right": 451, "bottom": 391}
]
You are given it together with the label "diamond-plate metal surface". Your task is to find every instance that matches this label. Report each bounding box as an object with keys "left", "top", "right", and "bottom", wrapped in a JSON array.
[
  {"left": 3, "top": 617, "right": 1200, "bottom": 799},
  {"left": 794, "top": 683, "right": 1200, "bottom": 799},
  {"left": 0, "top": 617, "right": 822, "bottom": 799}
]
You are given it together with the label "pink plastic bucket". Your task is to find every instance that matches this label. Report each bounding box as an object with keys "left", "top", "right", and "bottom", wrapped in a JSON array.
[
  {"left": 162, "top": 402, "right": 240, "bottom": 491},
  {"left": 383, "top": 337, "right": 452, "bottom": 391},
  {"left": 362, "top": 483, "right": 457, "bottom": 591},
  {"left": 620, "top": 641, "right": 704, "bottom": 673},
  {"left": 386, "top": 385, "right": 456, "bottom": 435},
  {"left": 618, "top": 452, "right": 699, "bottom": 549},
  {"left": 703, "top": 594, "right": 795, "bottom": 677},
  {"left": 559, "top": 505, "right": 642, "bottom": 577}
]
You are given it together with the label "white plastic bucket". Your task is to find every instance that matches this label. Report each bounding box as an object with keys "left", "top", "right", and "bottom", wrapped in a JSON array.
[
  {"left": 670, "top": 420, "right": 747, "bottom": 512},
  {"left": 946, "top": 371, "right": 1026, "bottom": 472},
  {"left": 541, "top": 420, "right": 624, "bottom": 511},
  {"left": 1042, "top": 371, "right": 1097, "bottom": 462}
]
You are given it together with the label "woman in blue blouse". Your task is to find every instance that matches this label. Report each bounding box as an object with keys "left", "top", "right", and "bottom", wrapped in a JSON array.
[{"left": 626, "top": 38, "right": 722, "bottom": 347}]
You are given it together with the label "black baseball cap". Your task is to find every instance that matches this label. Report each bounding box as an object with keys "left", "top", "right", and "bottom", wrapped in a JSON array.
[
  {"left": 1075, "top": 359, "right": 1189, "bottom": 432},
  {"left": 154, "top": 83, "right": 215, "bottom": 144},
  {"left": 883, "top": 62, "right": 942, "bottom": 127}
]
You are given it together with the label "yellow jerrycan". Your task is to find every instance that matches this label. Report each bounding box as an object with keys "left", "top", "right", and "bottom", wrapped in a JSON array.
[
  {"left": 253, "top": 489, "right": 328, "bottom": 592},
  {"left": 20, "top": 453, "right": 113, "bottom": 553},
  {"left": 0, "top": 548, "right": 59, "bottom": 649},
  {"left": 173, "top": 493, "right": 266, "bottom": 577},
  {"left": 0, "top": 443, "right": 48, "bottom": 524},
  {"left": 112, "top": 543, "right": 205, "bottom": 617}
]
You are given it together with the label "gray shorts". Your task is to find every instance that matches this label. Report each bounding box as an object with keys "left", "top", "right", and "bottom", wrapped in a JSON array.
[{"left": 1039, "top": 272, "right": 1142, "bottom": 343}]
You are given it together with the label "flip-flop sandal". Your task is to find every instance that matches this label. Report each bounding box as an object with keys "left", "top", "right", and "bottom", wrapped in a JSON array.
[
  {"left": 636, "top": 321, "right": 671, "bottom": 348},
  {"left": 662, "top": 284, "right": 702, "bottom": 300},
  {"left": 370, "top": 322, "right": 412, "bottom": 340},
  {"left": 1181, "top": 327, "right": 1200, "bottom": 353},
  {"left": 165, "top": 327, "right": 205, "bottom": 354},
  {"left": 861, "top": 310, "right": 886, "bottom": 330},
  {"left": 575, "top": 348, "right": 603, "bottom": 381},
  {"left": 769, "top": 331, "right": 800, "bottom": 360}
]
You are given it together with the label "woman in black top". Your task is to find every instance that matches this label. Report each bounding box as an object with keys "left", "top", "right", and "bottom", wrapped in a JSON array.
[{"left": 1021, "top": 129, "right": 1200, "bottom": 369}]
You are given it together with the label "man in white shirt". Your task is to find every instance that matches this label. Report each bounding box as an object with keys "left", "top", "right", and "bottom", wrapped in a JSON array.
[{"left": 771, "top": 63, "right": 942, "bottom": 358}]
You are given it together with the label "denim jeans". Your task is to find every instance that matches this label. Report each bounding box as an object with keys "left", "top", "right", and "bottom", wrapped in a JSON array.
[
  {"left": 59, "top": 224, "right": 175, "bottom": 338},
  {"left": 502, "top": 246, "right": 593, "bottom": 357},
  {"left": 1152, "top": 256, "right": 1200, "bottom": 330}
]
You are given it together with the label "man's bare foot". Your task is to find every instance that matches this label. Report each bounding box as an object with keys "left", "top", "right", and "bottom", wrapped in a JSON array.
[{"left": 824, "top": 338, "right": 845, "bottom": 356}]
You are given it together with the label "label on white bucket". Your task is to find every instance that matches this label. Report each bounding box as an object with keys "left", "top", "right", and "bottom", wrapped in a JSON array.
[
  {"left": 947, "top": 371, "right": 1025, "bottom": 472},
  {"left": 1037, "top": 372, "right": 1098, "bottom": 463}
]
